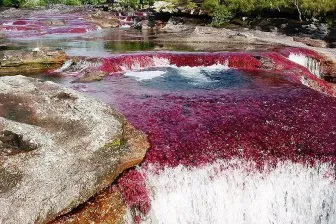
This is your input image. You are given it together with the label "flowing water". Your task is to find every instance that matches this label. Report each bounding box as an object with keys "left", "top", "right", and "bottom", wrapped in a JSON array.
[
  {"left": 65, "top": 58, "right": 336, "bottom": 224},
  {"left": 1, "top": 15, "right": 336, "bottom": 224}
]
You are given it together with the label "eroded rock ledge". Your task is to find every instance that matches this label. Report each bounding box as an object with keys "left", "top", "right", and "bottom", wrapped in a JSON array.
[
  {"left": 0, "top": 49, "right": 67, "bottom": 75},
  {"left": 0, "top": 76, "right": 149, "bottom": 224}
]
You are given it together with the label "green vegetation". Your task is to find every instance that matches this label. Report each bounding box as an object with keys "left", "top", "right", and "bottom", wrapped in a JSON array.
[
  {"left": 201, "top": 0, "right": 336, "bottom": 27},
  {"left": 211, "top": 5, "right": 232, "bottom": 27},
  {"left": 0, "top": 0, "right": 104, "bottom": 7},
  {"left": 0, "top": 0, "right": 335, "bottom": 25}
]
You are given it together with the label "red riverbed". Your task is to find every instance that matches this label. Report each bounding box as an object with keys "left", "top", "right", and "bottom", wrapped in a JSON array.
[
  {"left": 0, "top": 14, "right": 99, "bottom": 38},
  {"left": 64, "top": 48, "right": 336, "bottom": 220}
]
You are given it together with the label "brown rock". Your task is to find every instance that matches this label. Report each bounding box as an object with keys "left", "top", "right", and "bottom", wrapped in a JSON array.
[
  {"left": 72, "top": 69, "right": 108, "bottom": 83},
  {"left": 51, "top": 187, "right": 127, "bottom": 224},
  {"left": 42, "top": 19, "right": 66, "bottom": 26},
  {"left": 293, "top": 37, "right": 328, "bottom": 48},
  {"left": 87, "top": 11, "right": 120, "bottom": 28},
  {"left": 0, "top": 76, "right": 149, "bottom": 224},
  {"left": 0, "top": 48, "right": 67, "bottom": 75}
]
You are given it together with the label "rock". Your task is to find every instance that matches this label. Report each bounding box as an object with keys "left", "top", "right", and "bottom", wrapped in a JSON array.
[
  {"left": 326, "top": 26, "right": 336, "bottom": 45},
  {"left": 280, "top": 23, "right": 287, "bottom": 29},
  {"left": 161, "top": 17, "right": 194, "bottom": 32},
  {"left": 301, "top": 23, "right": 329, "bottom": 39},
  {"left": 162, "top": 23, "right": 194, "bottom": 32},
  {"left": 51, "top": 186, "right": 127, "bottom": 224},
  {"left": 0, "top": 76, "right": 149, "bottom": 224},
  {"left": 293, "top": 37, "right": 328, "bottom": 48},
  {"left": 235, "top": 32, "right": 254, "bottom": 38},
  {"left": 72, "top": 69, "right": 108, "bottom": 83},
  {"left": 270, "top": 26, "right": 278, "bottom": 33},
  {"left": 132, "top": 22, "right": 142, "bottom": 30},
  {"left": 0, "top": 48, "right": 67, "bottom": 75},
  {"left": 42, "top": 19, "right": 66, "bottom": 26},
  {"left": 140, "top": 20, "right": 154, "bottom": 30},
  {"left": 303, "top": 23, "right": 318, "bottom": 32},
  {"left": 88, "top": 11, "right": 120, "bottom": 28}
]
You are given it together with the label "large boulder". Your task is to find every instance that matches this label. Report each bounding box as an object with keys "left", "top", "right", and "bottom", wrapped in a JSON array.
[
  {"left": 0, "top": 76, "right": 149, "bottom": 223},
  {"left": 0, "top": 49, "right": 67, "bottom": 75}
]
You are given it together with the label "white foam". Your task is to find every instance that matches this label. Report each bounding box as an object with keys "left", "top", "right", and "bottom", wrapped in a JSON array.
[
  {"left": 120, "top": 57, "right": 171, "bottom": 72},
  {"left": 130, "top": 160, "right": 336, "bottom": 224},
  {"left": 124, "top": 70, "right": 166, "bottom": 81},
  {"left": 288, "top": 53, "right": 321, "bottom": 78},
  {"left": 176, "top": 63, "right": 229, "bottom": 84},
  {"left": 152, "top": 57, "right": 171, "bottom": 67},
  {"left": 55, "top": 60, "right": 73, "bottom": 72},
  {"left": 123, "top": 63, "right": 230, "bottom": 83}
]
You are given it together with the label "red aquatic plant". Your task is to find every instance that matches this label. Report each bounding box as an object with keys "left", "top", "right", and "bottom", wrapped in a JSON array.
[{"left": 118, "top": 170, "right": 151, "bottom": 215}]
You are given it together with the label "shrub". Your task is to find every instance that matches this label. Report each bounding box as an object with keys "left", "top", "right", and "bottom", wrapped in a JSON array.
[
  {"left": 211, "top": 5, "right": 233, "bottom": 27},
  {"left": 201, "top": 0, "right": 218, "bottom": 12},
  {"left": 153, "top": 0, "right": 177, "bottom": 13}
]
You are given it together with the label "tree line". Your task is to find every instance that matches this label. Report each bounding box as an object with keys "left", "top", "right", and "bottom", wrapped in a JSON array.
[{"left": 1, "top": 0, "right": 335, "bottom": 26}]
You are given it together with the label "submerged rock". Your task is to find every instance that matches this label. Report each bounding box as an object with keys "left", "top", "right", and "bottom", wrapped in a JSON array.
[
  {"left": 0, "top": 48, "right": 67, "bottom": 75},
  {"left": 0, "top": 76, "right": 149, "bottom": 224}
]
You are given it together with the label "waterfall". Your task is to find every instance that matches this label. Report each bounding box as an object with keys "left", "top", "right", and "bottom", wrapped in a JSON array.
[
  {"left": 125, "top": 161, "right": 336, "bottom": 224},
  {"left": 123, "top": 63, "right": 230, "bottom": 82},
  {"left": 55, "top": 60, "right": 73, "bottom": 72},
  {"left": 287, "top": 53, "right": 321, "bottom": 78}
]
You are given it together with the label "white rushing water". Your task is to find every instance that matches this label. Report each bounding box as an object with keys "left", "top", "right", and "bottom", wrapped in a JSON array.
[
  {"left": 120, "top": 57, "right": 171, "bottom": 71},
  {"left": 127, "top": 160, "right": 336, "bottom": 224},
  {"left": 288, "top": 53, "right": 321, "bottom": 78},
  {"left": 123, "top": 63, "right": 230, "bottom": 84},
  {"left": 125, "top": 70, "right": 167, "bottom": 80}
]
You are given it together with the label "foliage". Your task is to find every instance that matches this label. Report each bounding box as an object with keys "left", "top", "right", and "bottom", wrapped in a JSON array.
[
  {"left": 211, "top": 5, "right": 232, "bottom": 27},
  {"left": 118, "top": 0, "right": 138, "bottom": 10},
  {"left": 1, "top": 0, "right": 336, "bottom": 23},
  {"left": 81, "top": 0, "right": 105, "bottom": 5},
  {"left": 201, "top": 0, "right": 218, "bottom": 12},
  {"left": 153, "top": 0, "right": 176, "bottom": 12},
  {"left": 2, "top": 0, "right": 21, "bottom": 7}
]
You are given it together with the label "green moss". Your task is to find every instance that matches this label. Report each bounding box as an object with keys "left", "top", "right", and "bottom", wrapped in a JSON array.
[
  {"left": 108, "top": 139, "right": 122, "bottom": 148},
  {"left": 104, "top": 136, "right": 127, "bottom": 149}
]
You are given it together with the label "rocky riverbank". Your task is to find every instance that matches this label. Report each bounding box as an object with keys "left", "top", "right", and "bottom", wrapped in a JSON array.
[{"left": 0, "top": 76, "right": 149, "bottom": 223}]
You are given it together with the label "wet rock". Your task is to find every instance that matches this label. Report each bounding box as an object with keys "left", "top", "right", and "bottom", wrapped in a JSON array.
[
  {"left": 51, "top": 120, "right": 149, "bottom": 224},
  {"left": 42, "top": 19, "right": 66, "bottom": 26},
  {"left": 140, "top": 20, "right": 151, "bottom": 30},
  {"left": 162, "top": 17, "right": 194, "bottom": 32},
  {"left": 87, "top": 10, "right": 120, "bottom": 28},
  {"left": 72, "top": 69, "right": 108, "bottom": 83},
  {"left": 293, "top": 37, "right": 328, "bottom": 48},
  {"left": 0, "top": 76, "right": 149, "bottom": 224},
  {"left": 301, "top": 23, "right": 330, "bottom": 39},
  {"left": 0, "top": 48, "right": 67, "bottom": 75},
  {"left": 326, "top": 26, "right": 336, "bottom": 46},
  {"left": 51, "top": 186, "right": 127, "bottom": 224}
]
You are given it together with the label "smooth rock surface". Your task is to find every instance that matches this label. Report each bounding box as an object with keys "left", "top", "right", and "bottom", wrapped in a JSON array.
[
  {"left": 0, "top": 76, "right": 149, "bottom": 224},
  {"left": 0, "top": 49, "right": 67, "bottom": 75}
]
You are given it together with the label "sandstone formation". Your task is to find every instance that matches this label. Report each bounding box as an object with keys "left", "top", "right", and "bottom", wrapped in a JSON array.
[
  {"left": 0, "top": 49, "right": 67, "bottom": 75},
  {"left": 0, "top": 76, "right": 149, "bottom": 224},
  {"left": 51, "top": 185, "right": 127, "bottom": 224}
]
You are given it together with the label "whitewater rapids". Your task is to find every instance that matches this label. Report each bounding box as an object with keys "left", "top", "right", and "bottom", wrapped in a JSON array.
[{"left": 126, "top": 161, "right": 336, "bottom": 224}]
